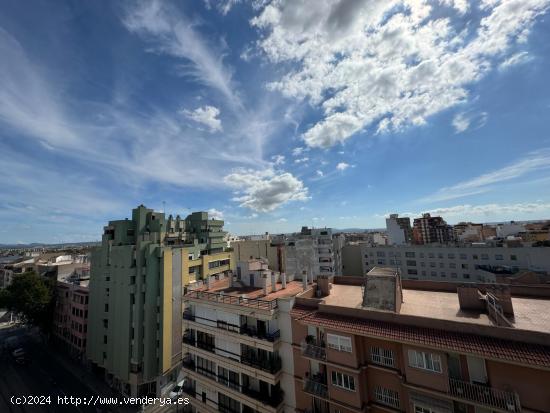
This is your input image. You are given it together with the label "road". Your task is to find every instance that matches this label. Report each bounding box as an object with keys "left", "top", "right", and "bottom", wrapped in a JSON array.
[{"left": 0, "top": 326, "right": 112, "bottom": 413}]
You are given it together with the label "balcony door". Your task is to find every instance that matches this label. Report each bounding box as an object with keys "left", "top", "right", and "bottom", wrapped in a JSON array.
[{"left": 466, "top": 356, "right": 487, "bottom": 385}]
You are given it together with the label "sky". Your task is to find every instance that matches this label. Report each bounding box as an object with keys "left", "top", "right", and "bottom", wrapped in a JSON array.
[{"left": 1, "top": 0, "right": 550, "bottom": 243}]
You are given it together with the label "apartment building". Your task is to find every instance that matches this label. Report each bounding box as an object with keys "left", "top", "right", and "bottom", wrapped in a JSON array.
[
  {"left": 292, "top": 268, "right": 550, "bottom": 413},
  {"left": 413, "top": 214, "right": 454, "bottom": 244},
  {"left": 87, "top": 205, "right": 231, "bottom": 397},
  {"left": 453, "top": 223, "right": 484, "bottom": 243},
  {"left": 231, "top": 238, "right": 286, "bottom": 273},
  {"left": 386, "top": 214, "right": 412, "bottom": 245},
  {"left": 353, "top": 244, "right": 550, "bottom": 282},
  {"left": 180, "top": 259, "right": 304, "bottom": 413},
  {"left": 52, "top": 275, "right": 90, "bottom": 361},
  {"left": 285, "top": 227, "right": 336, "bottom": 281}
]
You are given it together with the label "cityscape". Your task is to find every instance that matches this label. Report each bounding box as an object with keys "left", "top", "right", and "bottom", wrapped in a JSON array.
[{"left": 1, "top": 1, "right": 550, "bottom": 413}]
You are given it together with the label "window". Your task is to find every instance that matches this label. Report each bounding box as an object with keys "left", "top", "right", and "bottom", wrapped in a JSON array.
[
  {"left": 405, "top": 252, "right": 415, "bottom": 258},
  {"left": 440, "top": 272, "right": 446, "bottom": 277},
  {"left": 415, "top": 405, "right": 438, "bottom": 413},
  {"left": 420, "top": 262, "right": 425, "bottom": 267},
  {"left": 377, "top": 260, "right": 386, "bottom": 265},
  {"left": 447, "top": 253, "right": 455, "bottom": 259},
  {"left": 449, "top": 263, "right": 456, "bottom": 269},
  {"left": 371, "top": 347, "right": 395, "bottom": 367},
  {"left": 463, "top": 273, "right": 470, "bottom": 279},
  {"left": 374, "top": 386, "right": 400, "bottom": 408},
  {"left": 376, "top": 251, "right": 385, "bottom": 257},
  {"left": 472, "top": 254, "right": 479, "bottom": 260},
  {"left": 431, "top": 271, "right": 437, "bottom": 276},
  {"left": 407, "top": 269, "right": 418, "bottom": 275},
  {"left": 451, "top": 273, "right": 457, "bottom": 278},
  {"left": 429, "top": 262, "right": 436, "bottom": 268},
  {"left": 103, "top": 319, "right": 108, "bottom": 328},
  {"left": 495, "top": 254, "right": 503, "bottom": 260},
  {"left": 460, "top": 253, "right": 467, "bottom": 259},
  {"left": 327, "top": 334, "right": 352, "bottom": 352},
  {"left": 406, "top": 260, "right": 416, "bottom": 266},
  {"left": 419, "top": 253, "right": 424, "bottom": 258},
  {"left": 481, "top": 253, "right": 489, "bottom": 260},
  {"left": 437, "top": 253, "right": 444, "bottom": 259},
  {"left": 331, "top": 371, "right": 356, "bottom": 391},
  {"left": 421, "top": 271, "right": 426, "bottom": 276},
  {"left": 428, "top": 253, "right": 434, "bottom": 258},
  {"left": 104, "top": 303, "right": 109, "bottom": 312},
  {"left": 439, "top": 262, "right": 444, "bottom": 268},
  {"left": 408, "top": 349, "right": 442, "bottom": 373},
  {"left": 510, "top": 254, "right": 517, "bottom": 261},
  {"left": 461, "top": 264, "right": 468, "bottom": 269}
]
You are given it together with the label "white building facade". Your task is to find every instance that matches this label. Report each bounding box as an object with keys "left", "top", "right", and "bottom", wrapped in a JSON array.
[{"left": 285, "top": 228, "right": 335, "bottom": 281}]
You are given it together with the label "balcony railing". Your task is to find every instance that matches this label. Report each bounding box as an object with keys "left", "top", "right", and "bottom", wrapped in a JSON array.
[
  {"left": 182, "top": 357, "right": 195, "bottom": 370},
  {"left": 241, "top": 351, "right": 282, "bottom": 374},
  {"left": 182, "top": 333, "right": 195, "bottom": 345},
  {"left": 304, "top": 378, "right": 328, "bottom": 399},
  {"left": 196, "top": 340, "right": 215, "bottom": 353},
  {"left": 185, "top": 290, "right": 278, "bottom": 310},
  {"left": 301, "top": 341, "right": 326, "bottom": 361},
  {"left": 181, "top": 384, "right": 196, "bottom": 397},
  {"left": 241, "top": 325, "right": 281, "bottom": 342},
  {"left": 448, "top": 378, "right": 521, "bottom": 412},
  {"left": 242, "top": 387, "right": 284, "bottom": 408}
]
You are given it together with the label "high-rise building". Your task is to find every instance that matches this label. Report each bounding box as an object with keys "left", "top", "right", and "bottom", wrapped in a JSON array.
[
  {"left": 386, "top": 214, "right": 412, "bottom": 245},
  {"left": 285, "top": 227, "right": 336, "bottom": 281},
  {"left": 292, "top": 268, "right": 550, "bottom": 413},
  {"left": 86, "top": 205, "right": 231, "bottom": 397},
  {"left": 413, "top": 213, "right": 454, "bottom": 244},
  {"left": 181, "top": 259, "right": 304, "bottom": 413}
]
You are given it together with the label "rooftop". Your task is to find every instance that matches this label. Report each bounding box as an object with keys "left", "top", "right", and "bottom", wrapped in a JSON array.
[{"left": 322, "top": 283, "right": 550, "bottom": 334}]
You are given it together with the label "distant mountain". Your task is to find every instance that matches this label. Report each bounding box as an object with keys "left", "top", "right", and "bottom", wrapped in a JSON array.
[{"left": 0, "top": 241, "right": 100, "bottom": 249}]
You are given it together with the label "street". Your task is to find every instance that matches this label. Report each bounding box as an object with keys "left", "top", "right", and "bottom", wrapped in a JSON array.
[{"left": 0, "top": 325, "right": 118, "bottom": 413}]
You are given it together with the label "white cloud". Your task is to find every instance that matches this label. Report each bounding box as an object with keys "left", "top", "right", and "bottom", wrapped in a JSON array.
[
  {"left": 207, "top": 208, "right": 224, "bottom": 220},
  {"left": 292, "top": 146, "right": 307, "bottom": 156},
  {"left": 294, "top": 157, "right": 309, "bottom": 164},
  {"left": 422, "top": 149, "right": 550, "bottom": 202},
  {"left": 316, "top": 170, "right": 324, "bottom": 177},
  {"left": 277, "top": 217, "right": 288, "bottom": 222},
  {"left": 182, "top": 105, "right": 222, "bottom": 132},
  {"left": 251, "top": 0, "right": 550, "bottom": 148},
  {"left": 452, "top": 111, "right": 488, "bottom": 133},
  {"left": 271, "top": 154, "right": 285, "bottom": 165},
  {"left": 123, "top": 0, "right": 241, "bottom": 109},
  {"left": 425, "top": 202, "right": 550, "bottom": 217},
  {"left": 336, "top": 162, "right": 351, "bottom": 171},
  {"left": 223, "top": 168, "right": 309, "bottom": 212},
  {"left": 499, "top": 51, "right": 532, "bottom": 71}
]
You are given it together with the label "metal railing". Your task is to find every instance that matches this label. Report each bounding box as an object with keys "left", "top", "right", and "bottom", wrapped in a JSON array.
[
  {"left": 303, "top": 378, "right": 328, "bottom": 399},
  {"left": 241, "top": 325, "right": 281, "bottom": 342},
  {"left": 242, "top": 387, "right": 284, "bottom": 408},
  {"left": 301, "top": 340, "right": 326, "bottom": 361},
  {"left": 241, "top": 352, "right": 282, "bottom": 374},
  {"left": 185, "top": 290, "right": 278, "bottom": 310},
  {"left": 448, "top": 378, "right": 521, "bottom": 412}
]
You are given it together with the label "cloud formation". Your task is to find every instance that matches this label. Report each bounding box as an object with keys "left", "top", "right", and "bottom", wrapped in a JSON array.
[
  {"left": 182, "top": 105, "right": 223, "bottom": 132},
  {"left": 252, "top": 0, "right": 550, "bottom": 148},
  {"left": 223, "top": 168, "right": 308, "bottom": 212}
]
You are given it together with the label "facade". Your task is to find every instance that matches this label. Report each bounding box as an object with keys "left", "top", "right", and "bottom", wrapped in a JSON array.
[
  {"left": 413, "top": 214, "right": 454, "bottom": 244},
  {"left": 86, "top": 205, "right": 231, "bottom": 397},
  {"left": 346, "top": 244, "right": 550, "bottom": 282},
  {"left": 180, "top": 260, "right": 304, "bottom": 413},
  {"left": 386, "top": 214, "right": 412, "bottom": 245},
  {"left": 53, "top": 277, "right": 90, "bottom": 360},
  {"left": 453, "top": 223, "right": 484, "bottom": 243},
  {"left": 285, "top": 228, "right": 335, "bottom": 281},
  {"left": 231, "top": 239, "right": 286, "bottom": 273},
  {"left": 292, "top": 269, "right": 550, "bottom": 413}
]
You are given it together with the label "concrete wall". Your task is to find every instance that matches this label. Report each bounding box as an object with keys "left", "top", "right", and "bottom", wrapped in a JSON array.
[{"left": 341, "top": 244, "right": 363, "bottom": 276}]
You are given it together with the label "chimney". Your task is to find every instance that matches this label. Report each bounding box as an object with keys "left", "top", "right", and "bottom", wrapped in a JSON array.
[
  {"left": 317, "top": 275, "right": 331, "bottom": 296},
  {"left": 271, "top": 271, "right": 277, "bottom": 293},
  {"left": 281, "top": 272, "right": 287, "bottom": 289}
]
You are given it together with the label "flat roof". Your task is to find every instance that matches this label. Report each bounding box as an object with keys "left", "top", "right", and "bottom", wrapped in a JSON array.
[{"left": 323, "top": 284, "right": 550, "bottom": 334}]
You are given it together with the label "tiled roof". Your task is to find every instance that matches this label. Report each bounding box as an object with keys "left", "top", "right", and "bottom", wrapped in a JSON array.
[{"left": 292, "top": 307, "right": 550, "bottom": 368}]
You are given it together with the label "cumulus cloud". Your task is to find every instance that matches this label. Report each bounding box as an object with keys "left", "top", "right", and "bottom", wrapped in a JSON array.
[
  {"left": 251, "top": 0, "right": 550, "bottom": 148},
  {"left": 223, "top": 168, "right": 309, "bottom": 212},
  {"left": 292, "top": 146, "right": 307, "bottom": 156},
  {"left": 422, "top": 149, "right": 550, "bottom": 202},
  {"left": 336, "top": 162, "right": 351, "bottom": 171},
  {"left": 182, "top": 105, "right": 223, "bottom": 132},
  {"left": 207, "top": 208, "right": 224, "bottom": 220}
]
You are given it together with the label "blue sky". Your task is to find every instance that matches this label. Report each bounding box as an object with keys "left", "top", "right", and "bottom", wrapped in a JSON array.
[{"left": 1, "top": 0, "right": 550, "bottom": 243}]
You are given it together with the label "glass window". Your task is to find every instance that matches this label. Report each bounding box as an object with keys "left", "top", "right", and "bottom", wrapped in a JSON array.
[
  {"left": 495, "top": 254, "right": 503, "bottom": 260},
  {"left": 481, "top": 253, "right": 489, "bottom": 260},
  {"left": 510, "top": 255, "right": 517, "bottom": 261},
  {"left": 331, "top": 371, "right": 355, "bottom": 391},
  {"left": 405, "top": 252, "right": 415, "bottom": 258},
  {"left": 377, "top": 251, "right": 385, "bottom": 257},
  {"left": 406, "top": 260, "right": 416, "bottom": 266},
  {"left": 407, "top": 349, "right": 442, "bottom": 373},
  {"left": 460, "top": 253, "right": 467, "bottom": 259},
  {"left": 327, "top": 334, "right": 352, "bottom": 352}
]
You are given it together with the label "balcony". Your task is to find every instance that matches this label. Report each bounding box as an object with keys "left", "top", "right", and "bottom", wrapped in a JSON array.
[
  {"left": 185, "top": 290, "right": 278, "bottom": 310},
  {"left": 448, "top": 378, "right": 521, "bottom": 413},
  {"left": 241, "top": 324, "right": 281, "bottom": 343},
  {"left": 181, "top": 384, "right": 196, "bottom": 397},
  {"left": 304, "top": 377, "right": 328, "bottom": 399},
  {"left": 242, "top": 387, "right": 284, "bottom": 408},
  {"left": 183, "top": 311, "right": 195, "bottom": 321},
  {"left": 182, "top": 332, "right": 195, "bottom": 345},
  {"left": 301, "top": 339, "right": 326, "bottom": 361},
  {"left": 182, "top": 357, "right": 195, "bottom": 370},
  {"left": 196, "top": 340, "right": 215, "bottom": 353},
  {"left": 241, "top": 351, "right": 282, "bottom": 374}
]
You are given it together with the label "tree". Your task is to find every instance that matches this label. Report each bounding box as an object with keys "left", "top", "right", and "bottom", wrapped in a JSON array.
[{"left": 0, "top": 271, "right": 56, "bottom": 331}]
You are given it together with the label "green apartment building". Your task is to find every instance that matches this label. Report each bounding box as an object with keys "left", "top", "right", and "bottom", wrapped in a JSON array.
[{"left": 87, "top": 205, "right": 231, "bottom": 397}]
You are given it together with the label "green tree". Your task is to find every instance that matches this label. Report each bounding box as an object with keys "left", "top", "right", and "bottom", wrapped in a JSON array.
[{"left": 0, "top": 271, "right": 56, "bottom": 331}]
